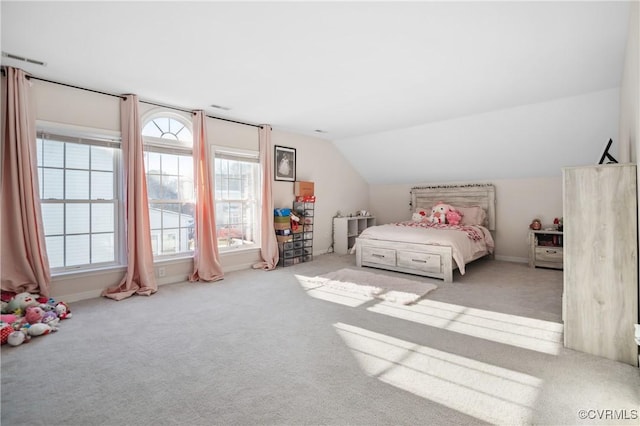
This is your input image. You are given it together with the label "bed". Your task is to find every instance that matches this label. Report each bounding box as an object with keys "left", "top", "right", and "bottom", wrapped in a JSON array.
[{"left": 355, "top": 184, "right": 496, "bottom": 282}]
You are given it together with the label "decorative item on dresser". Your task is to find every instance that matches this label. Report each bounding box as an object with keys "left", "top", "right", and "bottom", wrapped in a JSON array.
[
  {"left": 355, "top": 183, "right": 496, "bottom": 283},
  {"left": 563, "top": 163, "right": 638, "bottom": 366}
]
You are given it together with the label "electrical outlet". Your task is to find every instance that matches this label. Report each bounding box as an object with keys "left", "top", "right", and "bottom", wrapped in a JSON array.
[{"left": 158, "top": 267, "right": 166, "bottom": 277}]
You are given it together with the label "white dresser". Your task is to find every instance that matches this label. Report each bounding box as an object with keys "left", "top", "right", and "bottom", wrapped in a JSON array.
[{"left": 563, "top": 163, "right": 638, "bottom": 366}]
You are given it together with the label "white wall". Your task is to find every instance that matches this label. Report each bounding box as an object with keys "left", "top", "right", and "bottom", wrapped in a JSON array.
[
  {"left": 369, "top": 177, "right": 562, "bottom": 263},
  {"left": 33, "top": 80, "right": 120, "bottom": 131},
  {"left": 334, "top": 89, "right": 620, "bottom": 184},
  {"left": 335, "top": 87, "right": 619, "bottom": 264},
  {"left": 30, "top": 80, "right": 368, "bottom": 302},
  {"left": 271, "top": 130, "right": 370, "bottom": 255}
]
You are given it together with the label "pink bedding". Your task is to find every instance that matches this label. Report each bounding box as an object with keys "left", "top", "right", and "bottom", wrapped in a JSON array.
[{"left": 356, "top": 222, "right": 494, "bottom": 274}]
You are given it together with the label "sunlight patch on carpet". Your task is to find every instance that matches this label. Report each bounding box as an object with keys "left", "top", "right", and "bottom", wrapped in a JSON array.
[
  {"left": 368, "top": 298, "right": 564, "bottom": 355},
  {"left": 295, "top": 275, "right": 378, "bottom": 307},
  {"left": 334, "top": 322, "right": 542, "bottom": 425},
  {"left": 295, "top": 268, "right": 437, "bottom": 307}
]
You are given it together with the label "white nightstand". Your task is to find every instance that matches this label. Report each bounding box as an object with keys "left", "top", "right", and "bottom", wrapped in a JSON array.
[{"left": 528, "top": 229, "right": 563, "bottom": 269}]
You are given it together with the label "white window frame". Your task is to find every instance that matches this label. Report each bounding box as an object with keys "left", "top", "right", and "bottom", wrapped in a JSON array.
[
  {"left": 141, "top": 110, "right": 195, "bottom": 260},
  {"left": 36, "top": 122, "right": 122, "bottom": 273},
  {"left": 213, "top": 145, "right": 262, "bottom": 253}
]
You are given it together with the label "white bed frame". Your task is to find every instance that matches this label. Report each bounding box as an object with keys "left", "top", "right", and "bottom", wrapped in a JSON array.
[{"left": 355, "top": 184, "right": 496, "bottom": 282}]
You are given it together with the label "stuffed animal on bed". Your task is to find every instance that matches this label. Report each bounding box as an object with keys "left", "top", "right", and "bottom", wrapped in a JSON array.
[
  {"left": 429, "top": 202, "right": 451, "bottom": 224},
  {"left": 411, "top": 208, "right": 429, "bottom": 222},
  {"left": 445, "top": 209, "right": 463, "bottom": 226}
]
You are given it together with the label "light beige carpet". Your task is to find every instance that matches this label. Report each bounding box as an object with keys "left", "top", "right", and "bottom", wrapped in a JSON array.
[{"left": 319, "top": 267, "right": 438, "bottom": 304}]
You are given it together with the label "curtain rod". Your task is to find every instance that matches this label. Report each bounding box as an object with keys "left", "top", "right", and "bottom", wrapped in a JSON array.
[{"left": 0, "top": 67, "right": 262, "bottom": 129}]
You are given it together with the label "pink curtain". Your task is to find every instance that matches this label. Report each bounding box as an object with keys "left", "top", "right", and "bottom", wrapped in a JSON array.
[
  {"left": 1, "top": 66, "right": 52, "bottom": 297},
  {"left": 102, "top": 95, "right": 157, "bottom": 300},
  {"left": 189, "top": 111, "right": 224, "bottom": 282},
  {"left": 253, "top": 125, "right": 279, "bottom": 270}
]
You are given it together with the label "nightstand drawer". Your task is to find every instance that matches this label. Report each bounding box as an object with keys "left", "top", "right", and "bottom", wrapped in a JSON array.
[{"left": 535, "top": 246, "right": 563, "bottom": 263}]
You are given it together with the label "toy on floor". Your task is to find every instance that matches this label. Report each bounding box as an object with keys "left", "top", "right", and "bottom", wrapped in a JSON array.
[
  {"left": 55, "top": 302, "right": 72, "bottom": 320},
  {"left": 7, "top": 330, "right": 30, "bottom": 346},
  {"left": 25, "top": 306, "right": 45, "bottom": 324},
  {"left": 6, "top": 292, "right": 40, "bottom": 314},
  {"left": 0, "top": 291, "right": 72, "bottom": 348}
]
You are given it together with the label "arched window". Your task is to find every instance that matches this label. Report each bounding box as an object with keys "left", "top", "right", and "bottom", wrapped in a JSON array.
[
  {"left": 142, "top": 111, "right": 194, "bottom": 257},
  {"left": 142, "top": 116, "right": 192, "bottom": 143}
]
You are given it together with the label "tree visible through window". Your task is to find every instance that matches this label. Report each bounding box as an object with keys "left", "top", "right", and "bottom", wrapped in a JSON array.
[{"left": 142, "top": 113, "right": 194, "bottom": 257}]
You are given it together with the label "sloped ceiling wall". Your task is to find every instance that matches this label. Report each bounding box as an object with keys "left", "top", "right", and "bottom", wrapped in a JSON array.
[{"left": 333, "top": 89, "right": 620, "bottom": 184}]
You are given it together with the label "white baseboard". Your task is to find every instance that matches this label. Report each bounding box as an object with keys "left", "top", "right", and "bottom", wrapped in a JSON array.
[
  {"left": 59, "top": 275, "right": 188, "bottom": 303},
  {"left": 62, "top": 289, "right": 104, "bottom": 303},
  {"left": 313, "top": 248, "right": 329, "bottom": 257},
  {"left": 494, "top": 255, "right": 528, "bottom": 264},
  {"left": 223, "top": 261, "right": 259, "bottom": 273},
  {"left": 60, "top": 253, "right": 528, "bottom": 303},
  {"left": 158, "top": 274, "right": 189, "bottom": 286}
]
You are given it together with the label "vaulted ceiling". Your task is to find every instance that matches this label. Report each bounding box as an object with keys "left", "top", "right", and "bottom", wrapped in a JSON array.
[{"left": 1, "top": 1, "right": 630, "bottom": 143}]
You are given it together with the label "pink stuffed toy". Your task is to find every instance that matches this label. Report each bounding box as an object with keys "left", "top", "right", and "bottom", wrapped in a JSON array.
[
  {"left": 429, "top": 202, "right": 451, "bottom": 224},
  {"left": 24, "top": 306, "right": 45, "bottom": 324},
  {"left": 0, "top": 314, "right": 18, "bottom": 324},
  {"left": 446, "top": 209, "right": 463, "bottom": 226}
]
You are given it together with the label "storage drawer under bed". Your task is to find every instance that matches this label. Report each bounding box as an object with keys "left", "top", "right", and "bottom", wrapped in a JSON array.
[
  {"left": 361, "top": 246, "right": 396, "bottom": 266},
  {"left": 396, "top": 250, "right": 441, "bottom": 273}
]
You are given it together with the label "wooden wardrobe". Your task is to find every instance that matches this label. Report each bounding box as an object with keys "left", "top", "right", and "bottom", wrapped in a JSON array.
[{"left": 563, "top": 163, "right": 638, "bottom": 366}]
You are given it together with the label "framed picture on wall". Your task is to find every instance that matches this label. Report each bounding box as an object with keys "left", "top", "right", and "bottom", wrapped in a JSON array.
[{"left": 274, "top": 145, "right": 296, "bottom": 181}]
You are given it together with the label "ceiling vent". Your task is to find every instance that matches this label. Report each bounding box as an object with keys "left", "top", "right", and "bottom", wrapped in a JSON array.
[
  {"left": 209, "top": 104, "right": 231, "bottom": 111},
  {"left": 1, "top": 51, "right": 47, "bottom": 67}
]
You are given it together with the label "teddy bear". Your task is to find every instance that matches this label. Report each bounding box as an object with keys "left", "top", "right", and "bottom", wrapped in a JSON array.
[{"left": 429, "top": 202, "right": 451, "bottom": 224}]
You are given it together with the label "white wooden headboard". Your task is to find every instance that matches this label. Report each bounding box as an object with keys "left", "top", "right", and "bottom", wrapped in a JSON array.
[{"left": 410, "top": 183, "right": 496, "bottom": 231}]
